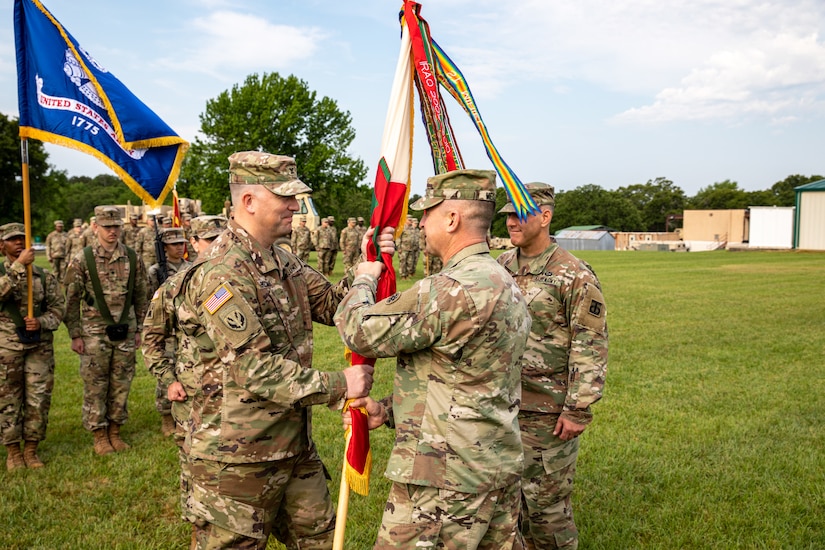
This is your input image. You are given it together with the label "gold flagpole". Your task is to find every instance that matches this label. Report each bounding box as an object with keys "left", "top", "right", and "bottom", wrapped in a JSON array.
[
  {"left": 332, "top": 431, "right": 352, "bottom": 550},
  {"left": 20, "top": 137, "right": 34, "bottom": 318}
]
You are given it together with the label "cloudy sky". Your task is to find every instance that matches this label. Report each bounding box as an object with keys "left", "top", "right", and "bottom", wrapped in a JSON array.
[{"left": 1, "top": 0, "right": 823, "bottom": 201}]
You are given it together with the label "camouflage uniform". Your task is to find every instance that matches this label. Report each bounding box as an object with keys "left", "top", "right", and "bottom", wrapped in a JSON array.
[
  {"left": 121, "top": 216, "right": 142, "bottom": 250},
  {"left": 147, "top": 253, "right": 192, "bottom": 417},
  {"left": 81, "top": 220, "right": 96, "bottom": 250},
  {"left": 63, "top": 207, "right": 148, "bottom": 435},
  {"left": 498, "top": 183, "right": 608, "bottom": 550},
  {"left": 137, "top": 224, "right": 158, "bottom": 269},
  {"left": 420, "top": 232, "right": 442, "bottom": 276},
  {"left": 176, "top": 152, "right": 356, "bottom": 549},
  {"left": 396, "top": 220, "right": 420, "bottom": 279},
  {"left": 336, "top": 169, "right": 531, "bottom": 550},
  {"left": 291, "top": 220, "right": 312, "bottom": 263},
  {"left": 315, "top": 221, "right": 337, "bottom": 277},
  {"left": 0, "top": 224, "right": 65, "bottom": 461},
  {"left": 65, "top": 220, "right": 86, "bottom": 264},
  {"left": 355, "top": 217, "right": 367, "bottom": 244},
  {"left": 142, "top": 270, "right": 200, "bottom": 522},
  {"left": 338, "top": 218, "right": 361, "bottom": 270},
  {"left": 45, "top": 222, "right": 68, "bottom": 282}
]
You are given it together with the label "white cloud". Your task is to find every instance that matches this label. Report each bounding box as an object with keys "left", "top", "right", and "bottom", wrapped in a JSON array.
[{"left": 158, "top": 11, "right": 325, "bottom": 79}]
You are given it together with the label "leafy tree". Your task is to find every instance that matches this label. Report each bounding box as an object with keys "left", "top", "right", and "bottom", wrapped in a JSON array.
[
  {"left": 769, "top": 174, "right": 823, "bottom": 206},
  {"left": 58, "top": 174, "right": 144, "bottom": 224},
  {"left": 551, "top": 184, "right": 643, "bottom": 232},
  {"left": 178, "top": 72, "right": 369, "bottom": 217},
  {"left": 0, "top": 114, "right": 59, "bottom": 239},
  {"left": 616, "top": 177, "right": 687, "bottom": 232},
  {"left": 688, "top": 180, "right": 750, "bottom": 210}
]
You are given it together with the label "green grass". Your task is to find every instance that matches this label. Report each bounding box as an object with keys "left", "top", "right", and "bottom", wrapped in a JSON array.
[{"left": 3, "top": 250, "right": 824, "bottom": 548}]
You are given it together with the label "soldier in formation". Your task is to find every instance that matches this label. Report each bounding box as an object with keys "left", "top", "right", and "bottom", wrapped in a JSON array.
[
  {"left": 146, "top": 227, "right": 192, "bottom": 437},
  {"left": 170, "top": 151, "right": 388, "bottom": 549},
  {"left": 137, "top": 215, "right": 158, "bottom": 269},
  {"left": 45, "top": 220, "right": 68, "bottom": 282},
  {"left": 339, "top": 217, "right": 361, "bottom": 270},
  {"left": 315, "top": 216, "right": 337, "bottom": 277},
  {"left": 420, "top": 230, "right": 442, "bottom": 276},
  {"left": 291, "top": 215, "right": 312, "bottom": 263},
  {"left": 498, "top": 182, "right": 608, "bottom": 550},
  {"left": 121, "top": 213, "right": 141, "bottom": 251},
  {"left": 396, "top": 216, "right": 420, "bottom": 279},
  {"left": 355, "top": 216, "right": 367, "bottom": 244},
  {"left": 66, "top": 218, "right": 86, "bottom": 262},
  {"left": 81, "top": 216, "right": 96, "bottom": 247},
  {"left": 64, "top": 205, "right": 148, "bottom": 456},
  {"left": 337, "top": 169, "right": 531, "bottom": 549},
  {"left": 142, "top": 214, "right": 226, "bottom": 540},
  {"left": 0, "top": 223, "right": 65, "bottom": 471}
]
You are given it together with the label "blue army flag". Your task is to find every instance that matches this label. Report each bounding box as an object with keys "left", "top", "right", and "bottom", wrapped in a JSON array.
[{"left": 13, "top": 0, "right": 188, "bottom": 207}]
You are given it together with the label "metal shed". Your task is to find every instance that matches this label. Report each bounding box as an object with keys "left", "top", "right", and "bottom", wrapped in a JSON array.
[
  {"left": 749, "top": 206, "right": 795, "bottom": 249},
  {"left": 794, "top": 180, "right": 825, "bottom": 250},
  {"left": 554, "top": 230, "right": 615, "bottom": 251}
]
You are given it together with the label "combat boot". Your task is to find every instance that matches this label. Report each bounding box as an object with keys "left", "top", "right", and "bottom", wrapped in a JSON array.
[
  {"left": 161, "top": 414, "right": 176, "bottom": 437},
  {"left": 93, "top": 428, "right": 115, "bottom": 455},
  {"left": 108, "top": 423, "right": 130, "bottom": 451},
  {"left": 6, "top": 443, "right": 25, "bottom": 471},
  {"left": 23, "top": 440, "right": 44, "bottom": 469}
]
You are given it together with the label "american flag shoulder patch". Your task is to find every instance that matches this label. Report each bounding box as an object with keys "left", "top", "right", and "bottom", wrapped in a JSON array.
[{"left": 204, "top": 283, "right": 233, "bottom": 314}]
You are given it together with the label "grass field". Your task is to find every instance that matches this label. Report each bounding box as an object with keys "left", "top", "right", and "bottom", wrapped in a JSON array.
[{"left": 1, "top": 249, "right": 824, "bottom": 549}]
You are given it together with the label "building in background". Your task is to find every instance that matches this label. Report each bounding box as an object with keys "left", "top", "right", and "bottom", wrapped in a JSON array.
[{"left": 794, "top": 180, "right": 825, "bottom": 251}]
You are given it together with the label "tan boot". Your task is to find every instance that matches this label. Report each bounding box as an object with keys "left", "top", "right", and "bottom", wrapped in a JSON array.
[
  {"left": 23, "top": 440, "right": 44, "bottom": 469},
  {"left": 5, "top": 443, "right": 25, "bottom": 471},
  {"left": 93, "top": 428, "right": 115, "bottom": 456},
  {"left": 161, "top": 414, "right": 176, "bottom": 437},
  {"left": 108, "top": 423, "right": 130, "bottom": 451}
]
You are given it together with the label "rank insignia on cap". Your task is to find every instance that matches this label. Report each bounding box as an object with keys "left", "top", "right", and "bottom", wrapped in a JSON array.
[{"left": 204, "top": 283, "right": 233, "bottom": 314}]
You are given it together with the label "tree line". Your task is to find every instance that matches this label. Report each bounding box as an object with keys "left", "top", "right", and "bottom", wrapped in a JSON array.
[{"left": 1, "top": 71, "right": 820, "bottom": 241}]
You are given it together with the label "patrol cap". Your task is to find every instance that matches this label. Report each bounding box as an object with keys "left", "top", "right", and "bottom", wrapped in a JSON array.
[
  {"left": 73, "top": 218, "right": 83, "bottom": 227},
  {"left": 94, "top": 206, "right": 124, "bottom": 227},
  {"left": 54, "top": 220, "right": 64, "bottom": 226},
  {"left": 0, "top": 222, "right": 25, "bottom": 240},
  {"left": 160, "top": 228, "right": 187, "bottom": 244},
  {"left": 182, "top": 213, "right": 192, "bottom": 221},
  {"left": 327, "top": 216, "right": 335, "bottom": 222},
  {"left": 129, "top": 213, "right": 140, "bottom": 220},
  {"left": 228, "top": 151, "right": 312, "bottom": 197},
  {"left": 348, "top": 217, "right": 356, "bottom": 224},
  {"left": 191, "top": 215, "right": 227, "bottom": 239},
  {"left": 357, "top": 216, "right": 364, "bottom": 223},
  {"left": 296, "top": 215, "right": 306, "bottom": 223},
  {"left": 410, "top": 169, "right": 497, "bottom": 211},
  {"left": 498, "top": 182, "right": 556, "bottom": 214}
]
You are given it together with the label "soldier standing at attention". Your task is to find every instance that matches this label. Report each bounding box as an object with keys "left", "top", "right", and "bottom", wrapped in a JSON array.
[
  {"left": 355, "top": 216, "right": 367, "bottom": 244},
  {"left": 327, "top": 216, "right": 338, "bottom": 275},
  {"left": 0, "top": 223, "right": 65, "bottom": 470},
  {"left": 336, "top": 169, "right": 531, "bottom": 550},
  {"left": 121, "top": 213, "right": 141, "bottom": 251},
  {"left": 172, "top": 151, "right": 390, "bottom": 549},
  {"left": 498, "top": 183, "right": 608, "bottom": 550},
  {"left": 66, "top": 218, "right": 85, "bottom": 264},
  {"left": 339, "top": 217, "right": 361, "bottom": 270},
  {"left": 45, "top": 220, "right": 68, "bottom": 282},
  {"left": 146, "top": 227, "right": 192, "bottom": 437},
  {"left": 64, "top": 205, "right": 148, "bottom": 455},
  {"left": 137, "top": 215, "right": 158, "bottom": 269},
  {"left": 291, "top": 215, "right": 312, "bottom": 263},
  {"left": 315, "top": 217, "right": 336, "bottom": 277},
  {"left": 81, "top": 216, "right": 96, "bottom": 247},
  {"left": 142, "top": 214, "right": 226, "bottom": 536},
  {"left": 396, "top": 216, "right": 420, "bottom": 279}
]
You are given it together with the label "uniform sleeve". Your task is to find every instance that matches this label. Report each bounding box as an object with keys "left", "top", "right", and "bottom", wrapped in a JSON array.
[
  {"left": 132, "top": 256, "right": 149, "bottom": 322},
  {"left": 194, "top": 273, "right": 348, "bottom": 409},
  {"left": 563, "top": 271, "right": 608, "bottom": 424},
  {"left": 37, "top": 270, "right": 65, "bottom": 331},
  {"left": 334, "top": 273, "right": 444, "bottom": 359},
  {"left": 0, "top": 260, "right": 25, "bottom": 301},
  {"left": 304, "top": 264, "right": 352, "bottom": 326},
  {"left": 141, "top": 288, "right": 178, "bottom": 386},
  {"left": 63, "top": 254, "right": 86, "bottom": 339}
]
